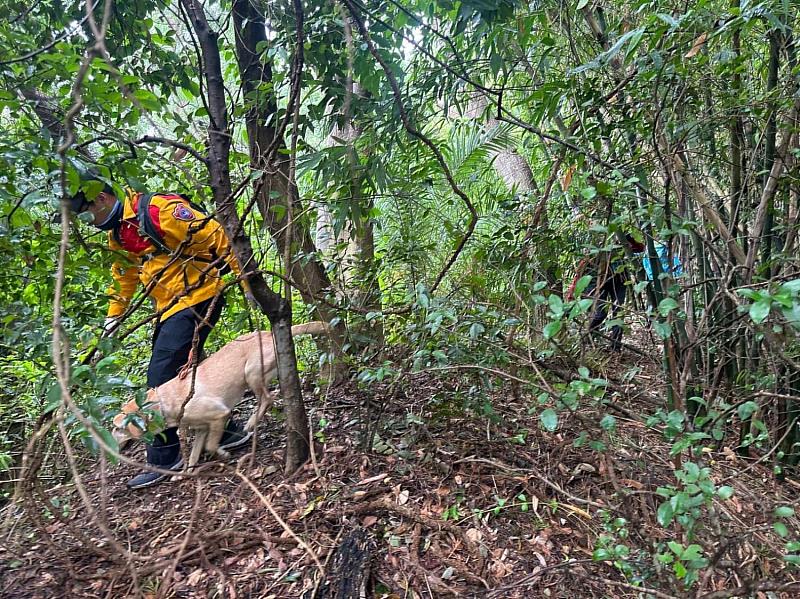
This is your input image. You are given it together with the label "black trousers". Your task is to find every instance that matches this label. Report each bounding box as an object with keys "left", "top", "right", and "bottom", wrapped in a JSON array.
[
  {"left": 587, "top": 274, "right": 627, "bottom": 350},
  {"left": 146, "top": 296, "right": 224, "bottom": 465}
]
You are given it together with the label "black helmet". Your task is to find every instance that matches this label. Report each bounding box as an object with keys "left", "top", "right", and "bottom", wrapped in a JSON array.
[{"left": 66, "top": 160, "right": 114, "bottom": 213}]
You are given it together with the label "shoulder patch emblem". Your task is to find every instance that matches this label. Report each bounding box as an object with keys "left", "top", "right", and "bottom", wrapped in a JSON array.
[{"left": 172, "top": 203, "right": 195, "bottom": 222}]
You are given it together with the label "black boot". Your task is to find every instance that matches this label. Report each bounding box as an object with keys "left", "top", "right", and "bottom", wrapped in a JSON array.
[
  {"left": 219, "top": 418, "right": 253, "bottom": 452},
  {"left": 126, "top": 428, "right": 183, "bottom": 489}
]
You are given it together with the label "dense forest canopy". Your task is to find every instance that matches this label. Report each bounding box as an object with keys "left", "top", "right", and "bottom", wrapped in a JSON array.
[{"left": 2, "top": 0, "right": 800, "bottom": 596}]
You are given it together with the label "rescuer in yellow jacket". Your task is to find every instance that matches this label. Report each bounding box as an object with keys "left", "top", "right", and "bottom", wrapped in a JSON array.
[
  {"left": 70, "top": 176, "right": 253, "bottom": 489},
  {"left": 104, "top": 190, "right": 239, "bottom": 323}
]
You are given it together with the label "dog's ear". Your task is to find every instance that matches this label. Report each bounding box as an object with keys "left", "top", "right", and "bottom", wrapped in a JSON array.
[
  {"left": 120, "top": 398, "right": 139, "bottom": 414},
  {"left": 126, "top": 422, "right": 144, "bottom": 439}
]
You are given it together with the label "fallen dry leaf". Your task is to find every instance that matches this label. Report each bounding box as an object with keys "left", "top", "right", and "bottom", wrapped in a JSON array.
[
  {"left": 466, "top": 528, "right": 483, "bottom": 543},
  {"left": 561, "top": 165, "right": 575, "bottom": 191},
  {"left": 397, "top": 488, "right": 410, "bottom": 506},
  {"left": 363, "top": 515, "right": 379, "bottom": 527},
  {"left": 723, "top": 446, "right": 737, "bottom": 462},
  {"left": 685, "top": 32, "right": 708, "bottom": 58}
]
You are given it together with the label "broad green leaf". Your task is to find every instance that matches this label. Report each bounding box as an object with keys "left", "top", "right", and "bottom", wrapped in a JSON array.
[
  {"left": 548, "top": 294, "right": 564, "bottom": 317},
  {"left": 775, "top": 506, "right": 795, "bottom": 518},
  {"left": 600, "top": 414, "right": 616, "bottom": 431},
  {"left": 654, "top": 321, "right": 671, "bottom": 339},
  {"left": 468, "top": 322, "right": 485, "bottom": 339},
  {"left": 717, "top": 486, "right": 734, "bottom": 500},
  {"left": 682, "top": 544, "right": 703, "bottom": 560},
  {"left": 658, "top": 298, "right": 679, "bottom": 316},
  {"left": 668, "top": 540, "right": 684, "bottom": 556},
  {"left": 543, "top": 320, "right": 562, "bottom": 339},
  {"left": 574, "top": 275, "right": 592, "bottom": 297},
  {"left": 737, "top": 401, "right": 759, "bottom": 421},
  {"left": 540, "top": 408, "right": 558, "bottom": 432},
  {"left": 657, "top": 502, "right": 674, "bottom": 527},
  {"left": 593, "top": 547, "right": 612, "bottom": 560},
  {"left": 749, "top": 299, "right": 771, "bottom": 324},
  {"left": 736, "top": 288, "right": 760, "bottom": 300},
  {"left": 43, "top": 384, "right": 62, "bottom": 415},
  {"left": 780, "top": 279, "right": 800, "bottom": 294}
]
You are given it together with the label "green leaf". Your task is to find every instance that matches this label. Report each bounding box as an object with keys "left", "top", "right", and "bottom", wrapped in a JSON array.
[
  {"left": 574, "top": 275, "right": 592, "bottom": 297},
  {"left": 736, "top": 288, "right": 760, "bottom": 300},
  {"left": 656, "top": 551, "right": 674, "bottom": 564},
  {"left": 576, "top": 0, "right": 589, "bottom": 9},
  {"left": 669, "top": 436, "right": 692, "bottom": 456},
  {"left": 666, "top": 410, "right": 685, "bottom": 431},
  {"left": 600, "top": 414, "right": 616, "bottom": 431},
  {"left": 657, "top": 501, "right": 674, "bottom": 527},
  {"left": 749, "top": 299, "right": 771, "bottom": 324},
  {"left": 43, "top": 384, "right": 62, "bottom": 415},
  {"left": 468, "top": 322, "right": 485, "bottom": 339},
  {"left": 95, "top": 425, "right": 119, "bottom": 462},
  {"left": 654, "top": 321, "right": 671, "bottom": 339},
  {"left": 780, "top": 303, "right": 800, "bottom": 330},
  {"left": 543, "top": 320, "right": 562, "bottom": 340},
  {"left": 548, "top": 294, "right": 564, "bottom": 317},
  {"left": 779, "top": 279, "right": 800, "bottom": 294},
  {"left": 717, "top": 486, "right": 734, "bottom": 500},
  {"left": 133, "top": 89, "right": 161, "bottom": 112},
  {"left": 658, "top": 298, "right": 679, "bottom": 317},
  {"left": 569, "top": 28, "right": 646, "bottom": 75},
  {"left": 593, "top": 547, "right": 612, "bottom": 561},
  {"left": 775, "top": 506, "right": 795, "bottom": 518},
  {"left": 668, "top": 540, "right": 684, "bottom": 556},
  {"left": 540, "top": 408, "right": 558, "bottom": 432},
  {"left": 774, "top": 522, "right": 789, "bottom": 538},
  {"left": 682, "top": 544, "right": 703, "bottom": 560},
  {"left": 737, "top": 401, "right": 759, "bottom": 421}
]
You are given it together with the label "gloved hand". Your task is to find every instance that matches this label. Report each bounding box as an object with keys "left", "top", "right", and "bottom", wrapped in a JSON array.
[{"left": 103, "top": 317, "right": 119, "bottom": 335}]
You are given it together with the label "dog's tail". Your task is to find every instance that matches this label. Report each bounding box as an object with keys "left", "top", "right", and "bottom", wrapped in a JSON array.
[{"left": 290, "top": 321, "right": 330, "bottom": 337}]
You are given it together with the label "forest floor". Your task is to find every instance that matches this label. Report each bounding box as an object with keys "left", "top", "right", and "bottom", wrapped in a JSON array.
[{"left": 2, "top": 327, "right": 800, "bottom": 598}]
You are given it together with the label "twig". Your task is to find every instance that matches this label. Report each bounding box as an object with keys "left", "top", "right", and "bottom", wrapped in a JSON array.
[
  {"left": 235, "top": 470, "right": 325, "bottom": 577},
  {"left": 698, "top": 579, "right": 800, "bottom": 599},
  {"left": 575, "top": 573, "right": 678, "bottom": 599}
]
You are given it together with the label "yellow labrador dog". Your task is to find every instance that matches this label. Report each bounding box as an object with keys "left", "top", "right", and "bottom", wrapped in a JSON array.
[{"left": 112, "top": 321, "right": 327, "bottom": 467}]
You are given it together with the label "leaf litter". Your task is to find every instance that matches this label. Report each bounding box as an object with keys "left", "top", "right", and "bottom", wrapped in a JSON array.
[{"left": 1, "top": 338, "right": 800, "bottom": 598}]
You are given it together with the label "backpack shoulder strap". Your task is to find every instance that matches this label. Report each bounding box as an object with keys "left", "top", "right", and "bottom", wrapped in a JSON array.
[{"left": 136, "top": 193, "right": 171, "bottom": 255}]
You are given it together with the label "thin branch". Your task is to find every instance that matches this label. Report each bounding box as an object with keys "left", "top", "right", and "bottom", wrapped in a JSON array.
[
  {"left": 0, "top": 1, "right": 101, "bottom": 66},
  {"left": 133, "top": 135, "right": 210, "bottom": 165},
  {"left": 341, "top": 0, "right": 478, "bottom": 294}
]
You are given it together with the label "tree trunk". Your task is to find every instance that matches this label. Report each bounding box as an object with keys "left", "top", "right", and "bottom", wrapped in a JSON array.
[
  {"left": 181, "top": 0, "right": 309, "bottom": 473},
  {"left": 321, "top": 117, "right": 384, "bottom": 346},
  {"left": 232, "top": 0, "right": 348, "bottom": 381}
]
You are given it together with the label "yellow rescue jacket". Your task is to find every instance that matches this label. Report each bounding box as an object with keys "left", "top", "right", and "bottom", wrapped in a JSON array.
[{"left": 106, "top": 191, "right": 242, "bottom": 322}]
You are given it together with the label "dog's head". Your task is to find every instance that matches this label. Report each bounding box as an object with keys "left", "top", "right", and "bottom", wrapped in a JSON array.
[{"left": 111, "top": 390, "right": 159, "bottom": 446}]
